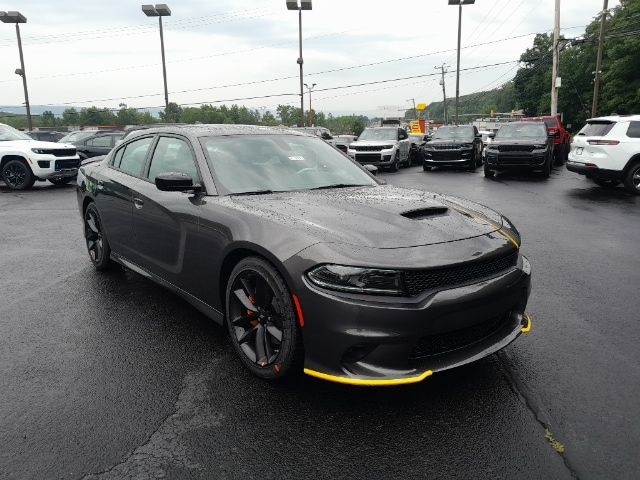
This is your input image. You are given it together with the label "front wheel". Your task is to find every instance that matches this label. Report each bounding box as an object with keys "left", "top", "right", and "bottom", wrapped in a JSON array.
[
  {"left": 226, "top": 257, "right": 304, "bottom": 380},
  {"left": 389, "top": 152, "right": 400, "bottom": 172},
  {"left": 2, "top": 159, "right": 35, "bottom": 190},
  {"left": 483, "top": 164, "right": 495, "bottom": 177},
  {"left": 541, "top": 156, "right": 551, "bottom": 179},
  {"left": 623, "top": 162, "right": 640, "bottom": 195},
  {"left": 423, "top": 164, "right": 432, "bottom": 172}
]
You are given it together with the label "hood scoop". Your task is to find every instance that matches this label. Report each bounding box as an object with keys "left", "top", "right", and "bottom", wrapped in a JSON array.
[{"left": 401, "top": 206, "right": 449, "bottom": 220}]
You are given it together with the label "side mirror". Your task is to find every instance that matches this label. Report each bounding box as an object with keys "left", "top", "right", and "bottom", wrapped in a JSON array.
[
  {"left": 363, "top": 164, "right": 378, "bottom": 176},
  {"left": 475, "top": 133, "right": 482, "bottom": 138},
  {"left": 155, "top": 173, "right": 201, "bottom": 192},
  {"left": 488, "top": 133, "right": 496, "bottom": 139}
]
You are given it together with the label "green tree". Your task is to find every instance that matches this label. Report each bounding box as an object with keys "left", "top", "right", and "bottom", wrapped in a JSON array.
[
  {"left": 40, "top": 110, "right": 57, "bottom": 127},
  {"left": 160, "top": 102, "right": 182, "bottom": 123}
]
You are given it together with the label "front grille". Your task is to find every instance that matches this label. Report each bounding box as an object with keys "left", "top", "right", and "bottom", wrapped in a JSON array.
[
  {"left": 431, "top": 144, "right": 462, "bottom": 150},
  {"left": 498, "top": 144, "right": 535, "bottom": 153},
  {"left": 54, "top": 159, "right": 80, "bottom": 170},
  {"left": 352, "top": 145, "right": 391, "bottom": 152},
  {"left": 409, "top": 312, "right": 512, "bottom": 359},
  {"left": 355, "top": 153, "right": 383, "bottom": 163},
  {"left": 39, "top": 148, "right": 77, "bottom": 157},
  {"left": 403, "top": 252, "right": 518, "bottom": 296}
]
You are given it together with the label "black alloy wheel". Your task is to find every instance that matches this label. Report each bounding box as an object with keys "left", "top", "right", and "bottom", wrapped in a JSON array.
[
  {"left": 623, "top": 163, "right": 640, "bottom": 195},
  {"left": 541, "top": 154, "right": 552, "bottom": 179},
  {"left": 2, "top": 159, "right": 35, "bottom": 190},
  {"left": 84, "top": 203, "right": 111, "bottom": 270},
  {"left": 226, "top": 257, "right": 303, "bottom": 380},
  {"left": 390, "top": 152, "right": 400, "bottom": 172}
]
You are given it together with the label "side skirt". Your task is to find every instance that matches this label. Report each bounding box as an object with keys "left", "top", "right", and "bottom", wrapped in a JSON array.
[{"left": 111, "top": 252, "right": 224, "bottom": 325}]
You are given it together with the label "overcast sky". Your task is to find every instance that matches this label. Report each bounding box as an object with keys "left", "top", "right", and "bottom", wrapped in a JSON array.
[{"left": 0, "top": 0, "right": 618, "bottom": 116}]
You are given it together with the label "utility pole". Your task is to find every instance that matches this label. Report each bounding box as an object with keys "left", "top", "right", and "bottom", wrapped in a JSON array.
[
  {"left": 592, "top": 0, "right": 608, "bottom": 117},
  {"left": 304, "top": 82, "right": 316, "bottom": 127},
  {"left": 1, "top": 11, "right": 32, "bottom": 131},
  {"left": 407, "top": 98, "right": 417, "bottom": 120},
  {"left": 550, "top": 0, "right": 560, "bottom": 116},
  {"left": 435, "top": 64, "right": 449, "bottom": 124}
]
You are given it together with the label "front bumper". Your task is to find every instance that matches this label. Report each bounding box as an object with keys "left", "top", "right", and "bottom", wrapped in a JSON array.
[
  {"left": 423, "top": 149, "right": 473, "bottom": 166},
  {"left": 291, "top": 251, "right": 532, "bottom": 386},
  {"left": 485, "top": 152, "right": 546, "bottom": 169},
  {"left": 31, "top": 156, "right": 80, "bottom": 180},
  {"left": 348, "top": 147, "right": 396, "bottom": 166}
]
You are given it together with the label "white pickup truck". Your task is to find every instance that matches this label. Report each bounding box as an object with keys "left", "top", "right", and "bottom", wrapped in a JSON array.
[
  {"left": 0, "top": 123, "right": 80, "bottom": 190},
  {"left": 347, "top": 126, "right": 411, "bottom": 171}
]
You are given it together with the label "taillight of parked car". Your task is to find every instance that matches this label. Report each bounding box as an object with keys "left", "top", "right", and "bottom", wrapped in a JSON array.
[{"left": 587, "top": 140, "right": 620, "bottom": 145}]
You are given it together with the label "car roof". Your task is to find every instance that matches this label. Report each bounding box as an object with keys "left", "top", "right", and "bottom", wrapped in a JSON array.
[
  {"left": 586, "top": 115, "right": 640, "bottom": 122},
  {"left": 124, "top": 124, "right": 312, "bottom": 139}
]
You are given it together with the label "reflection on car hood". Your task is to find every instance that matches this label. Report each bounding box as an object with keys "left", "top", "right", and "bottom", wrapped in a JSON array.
[
  {"left": 221, "top": 185, "right": 502, "bottom": 249},
  {"left": 491, "top": 139, "right": 546, "bottom": 145},
  {"left": 0, "top": 140, "right": 75, "bottom": 149}
]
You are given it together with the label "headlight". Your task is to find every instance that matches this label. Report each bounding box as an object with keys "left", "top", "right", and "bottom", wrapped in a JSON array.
[
  {"left": 382, "top": 145, "right": 394, "bottom": 150},
  {"left": 31, "top": 148, "right": 48, "bottom": 154},
  {"left": 307, "top": 264, "right": 404, "bottom": 295}
]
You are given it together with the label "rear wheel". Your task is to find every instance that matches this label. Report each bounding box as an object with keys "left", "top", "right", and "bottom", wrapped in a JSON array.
[
  {"left": 84, "top": 203, "right": 111, "bottom": 270},
  {"left": 2, "top": 159, "right": 35, "bottom": 190},
  {"left": 623, "top": 162, "right": 640, "bottom": 195},
  {"left": 226, "top": 257, "right": 303, "bottom": 380}
]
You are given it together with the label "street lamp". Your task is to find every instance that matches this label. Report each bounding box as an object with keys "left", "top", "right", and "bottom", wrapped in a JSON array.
[
  {"left": 1, "top": 11, "right": 32, "bottom": 131},
  {"left": 448, "top": 0, "right": 475, "bottom": 125},
  {"left": 142, "top": 4, "right": 171, "bottom": 111},
  {"left": 304, "top": 83, "right": 316, "bottom": 127},
  {"left": 286, "top": 0, "right": 312, "bottom": 127}
]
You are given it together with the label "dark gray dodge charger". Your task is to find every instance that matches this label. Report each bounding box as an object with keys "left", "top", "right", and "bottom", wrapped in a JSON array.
[{"left": 77, "top": 125, "right": 532, "bottom": 386}]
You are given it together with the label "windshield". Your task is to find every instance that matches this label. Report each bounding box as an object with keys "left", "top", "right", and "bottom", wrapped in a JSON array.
[
  {"left": 357, "top": 128, "right": 397, "bottom": 141},
  {"left": 496, "top": 124, "right": 547, "bottom": 139},
  {"left": 0, "top": 125, "right": 32, "bottom": 141},
  {"left": 58, "top": 131, "right": 96, "bottom": 143},
  {"left": 201, "top": 135, "right": 377, "bottom": 194},
  {"left": 431, "top": 126, "right": 474, "bottom": 142}
]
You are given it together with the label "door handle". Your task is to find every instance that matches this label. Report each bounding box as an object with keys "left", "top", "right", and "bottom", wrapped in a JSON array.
[{"left": 133, "top": 197, "right": 144, "bottom": 209}]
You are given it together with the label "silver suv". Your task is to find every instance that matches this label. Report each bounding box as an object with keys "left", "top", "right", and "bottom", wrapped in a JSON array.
[{"left": 347, "top": 127, "right": 411, "bottom": 172}]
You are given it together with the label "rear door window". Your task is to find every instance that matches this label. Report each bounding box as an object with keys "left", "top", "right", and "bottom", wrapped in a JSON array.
[
  {"left": 626, "top": 122, "right": 640, "bottom": 138},
  {"left": 118, "top": 137, "right": 154, "bottom": 177},
  {"left": 580, "top": 121, "right": 616, "bottom": 137}
]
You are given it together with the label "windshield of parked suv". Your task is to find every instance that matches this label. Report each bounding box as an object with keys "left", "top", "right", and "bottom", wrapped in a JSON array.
[
  {"left": 0, "top": 125, "right": 32, "bottom": 141},
  {"left": 496, "top": 124, "right": 547, "bottom": 139},
  {"left": 58, "top": 131, "right": 97, "bottom": 144},
  {"left": 357, "top": 128, "right": 397, "bottom": 141},
  {"left": 431, "top": 126, "right": 474, "bottom": 142},
  {"left": 202, "top": 135, "right": 377, "bottom": 194}
]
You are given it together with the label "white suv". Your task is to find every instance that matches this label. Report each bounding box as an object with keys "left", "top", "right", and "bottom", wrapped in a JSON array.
[
  {"left": 0, "top": 123, "right": 80, "bottom": 190},
  {"left": 567, "top": 115, "right": 640, "bottom": 194}
]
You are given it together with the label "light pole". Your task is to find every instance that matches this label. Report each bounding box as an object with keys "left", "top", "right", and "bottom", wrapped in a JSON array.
[
  {"left": 304, "top": 83, "right": 316, "bottom": 127},
  {"left": 435, "top": 64, "right": 449, "bottom": 124},
  {"left": 550, "top": 0, "right": 560, "bottom": 116},
  {"left": 286, "top": 0, "right": 312, "bottom": 127},
  {"left": 448, "top": 0, "right": 475, "bottom": 125},
  {"left": 1, "top": 11, "right": 32, "bottom": 131},
  {"left": 142, "top": 4, "right": 171, "bottom": 112},
  {"left": 592, "top": 0, "right": 608, "bottom": 117}
]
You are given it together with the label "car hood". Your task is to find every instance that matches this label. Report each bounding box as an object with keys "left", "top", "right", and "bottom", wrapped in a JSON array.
[
  {"left": 223, "top": 185, "right": 503, "bottom": 249},
  {"left": 491, "top": 138, "right": 546, "bottom": 145},
  {"left": 0, "top": 139, "right": 75, "bottom": 149},
  {"left": 428, "top": 139, "right": 474, "bottom": 145}
]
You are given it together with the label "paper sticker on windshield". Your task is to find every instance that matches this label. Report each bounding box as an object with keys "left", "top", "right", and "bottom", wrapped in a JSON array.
[{"left": 288, "top": 156, "right": 305, "bottom": 161}]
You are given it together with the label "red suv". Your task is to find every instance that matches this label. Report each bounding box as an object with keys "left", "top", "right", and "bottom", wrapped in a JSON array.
[{"left": 523, "top": 115, "right": 570, "bottom": 165}]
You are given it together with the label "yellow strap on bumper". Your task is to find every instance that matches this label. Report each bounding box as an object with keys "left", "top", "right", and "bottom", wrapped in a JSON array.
[{"left": 303, "top": 368, "right": 433, "bottom": 386}]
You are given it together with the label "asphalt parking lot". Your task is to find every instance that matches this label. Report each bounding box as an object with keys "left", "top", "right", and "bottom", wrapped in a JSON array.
[{"left": 1, "top": 165, "right": 638, "bottom": 480}]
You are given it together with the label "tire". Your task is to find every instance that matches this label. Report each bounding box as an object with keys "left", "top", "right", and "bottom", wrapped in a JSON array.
[
  {"left": 84, "top": 203, "right": 112, "bottom": 271},
  {"left": 593, "top": 178, "right": 620, "bottom": 188},
  {"left": 2, "top": 159, "right": 35, "bottom": 190},
  {"left": 49, "top": 178, "right": 72, "bottom": 186},
  {"left": 423, "top": 165, "right": 432, "bottom": 172},
  {"left": 541, "top": 155, "right": 551, "bottom": 179},
  {"left": 483, "top": 163, "right": 495, "bottom": 177},
  {"left": 623, "top": 162, "right": 640, "bottom": 195},
  {"left": 467, "top": 158, "right": 477, "bottom": 172},
  {"left": 225, "top": 256, "right": 304, "bottom": 380},
  {"left": 390, "top": 152, "right": 400, "bottom": 172}
]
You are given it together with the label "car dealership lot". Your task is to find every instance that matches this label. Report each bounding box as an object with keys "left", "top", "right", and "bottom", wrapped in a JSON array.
[{"left": 1, "top": 167, "right": 638, "bottom": 479}]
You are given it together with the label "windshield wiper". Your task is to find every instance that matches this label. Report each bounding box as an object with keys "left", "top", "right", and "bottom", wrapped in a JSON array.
[
  {"left": 309, "top": 183, "right": 369, "bottom": 191},
  {"left": 230, "top": 189, "right": 277, "bottom": 196}
]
